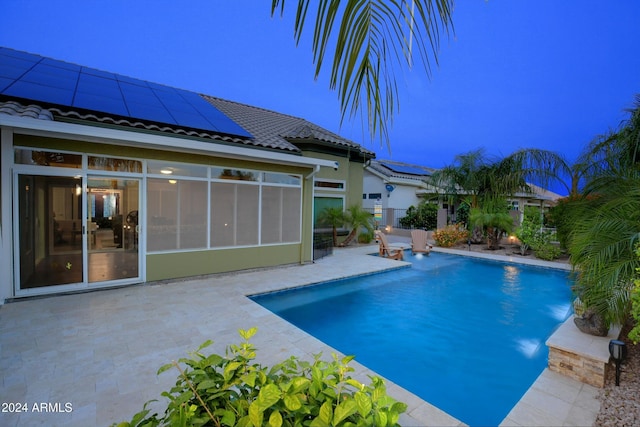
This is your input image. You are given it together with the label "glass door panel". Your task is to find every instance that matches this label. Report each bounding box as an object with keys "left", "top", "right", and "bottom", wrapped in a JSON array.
[
  {"left": 87, "top": 177, "right": 139, "bottom": 283},
  {"left": 18, "top": 175, "right": 83, "bottom": 289}
]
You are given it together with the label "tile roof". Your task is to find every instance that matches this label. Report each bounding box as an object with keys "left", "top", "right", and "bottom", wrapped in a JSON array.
[
  {"left": 205, "top": 96, "right": 374, "bottom": 156},
  {"left": 0, "top": 100, "right": 53, "bottom": 120}
]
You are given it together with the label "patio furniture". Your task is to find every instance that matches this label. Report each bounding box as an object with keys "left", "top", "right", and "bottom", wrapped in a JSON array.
[
  {"left": 410, "top": 229, "right": 432, "bottom": 255},
  {"left": 374, "top": 230, "right": 405, "bottom": 260}
]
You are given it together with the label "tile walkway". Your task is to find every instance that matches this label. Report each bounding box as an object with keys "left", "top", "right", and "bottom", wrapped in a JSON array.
[{"left": 0, "top": 240, "right": 601, "bottom": 426}]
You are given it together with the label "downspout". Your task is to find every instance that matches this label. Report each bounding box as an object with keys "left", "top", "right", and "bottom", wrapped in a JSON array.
[
  {"left": 305, "top": 164, "right": 321, "bottom": 180},
  {"left": 303, "top": 164, "right": 321, "bottom": 264}
]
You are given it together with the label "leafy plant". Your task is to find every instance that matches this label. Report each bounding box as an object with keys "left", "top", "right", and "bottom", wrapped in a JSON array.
[
  {"left": 113, "top": 328, "right": 407, "bottom": 427},
  {"left": 341, "top": 205, "right": 375, "bottom": 246},
  {"left": 514, "top": 207, "right": 542, "bottom": 255},
  {"left": 469, "top": 205, "right": 514, "bottom": 250},
  {"left": 432, "top": 225, "right": 469, "bottom": 248},
  {"left": 628, "top": 246, "right": 640, "bottom": 344},
  {"left": 399, "top": 201, "right": 438, "bottom": 230},
  {"left": 317, "top": 207, "right": 346, "bottom": 247}
]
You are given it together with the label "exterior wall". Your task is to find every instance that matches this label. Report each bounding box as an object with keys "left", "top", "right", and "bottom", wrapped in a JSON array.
[
  {"left": 362, "top": 169, "right": 422, "bottom": 210},
  {"left": 303, "top": 150, "right": 364, "bottom": 209},
  {"left": 3, "top": 132, "right": 322, "bottom": 300},
  {"left": 147, "top": 244, "right": 301, "bottom": 281}
]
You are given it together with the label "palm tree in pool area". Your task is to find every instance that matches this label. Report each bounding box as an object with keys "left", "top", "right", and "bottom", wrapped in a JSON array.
[
  {"left": 341, "top": 205, "right": 375, "bottom": 247},
  {"left": 270, "top": 0, "right": 454, "bottom": 148},
  {"left": 317, "top": 206, "right": 346, "bottom": 247},
  {"left": 563, "top": 95, "right": 640, "bottom": 331}
]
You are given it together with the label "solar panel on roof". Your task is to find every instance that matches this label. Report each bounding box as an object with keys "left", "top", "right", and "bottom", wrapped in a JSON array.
[
  {"left": 379, "top": 161, "right": 430, "bottom": 176},
  {"left": 0, "top": 47, "right": 252, "bottom": 138}
]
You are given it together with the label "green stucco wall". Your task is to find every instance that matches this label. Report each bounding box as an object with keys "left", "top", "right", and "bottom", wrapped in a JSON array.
[{"left": 146, "top": 244, "right": 303, "bottom": 281}]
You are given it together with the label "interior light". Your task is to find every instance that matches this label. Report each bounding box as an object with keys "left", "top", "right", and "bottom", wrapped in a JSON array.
[
  {"left": 160, "top": 169, "right": 173, "bottom": 175},
  {"left": 168, "top": 179, "right": 177, "bottom": 184}
]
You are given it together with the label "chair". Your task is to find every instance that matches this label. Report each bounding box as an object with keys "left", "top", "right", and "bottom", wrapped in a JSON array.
[
  {"left": 374, "top": 230, "right": 405, "bottom": 260},
  {"left": 410, "top": 229, "right": 432, "bottom": 255}
]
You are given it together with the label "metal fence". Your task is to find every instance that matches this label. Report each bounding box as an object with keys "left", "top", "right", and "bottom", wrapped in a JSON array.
[{"left": 364, "top": 208, "right": 410, "bottom": 229}]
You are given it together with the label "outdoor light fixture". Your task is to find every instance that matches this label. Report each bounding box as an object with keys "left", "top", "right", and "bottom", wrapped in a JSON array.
[{"left": 608, "top": 339, "right": 627, "bottom": 386}]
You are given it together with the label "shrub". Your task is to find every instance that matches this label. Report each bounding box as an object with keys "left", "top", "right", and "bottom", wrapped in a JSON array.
[
  {"left": 533, "top": 243, "right": 561, "bottom": 261},
  {"left": 113, "top": 328, "right": 407, "bottom": 427},
  {"left": 433, "top": 225, "right": 469, "bottom": 248},
  {"left": 399, "top": 202, "right": 438, "bottom": 230}
]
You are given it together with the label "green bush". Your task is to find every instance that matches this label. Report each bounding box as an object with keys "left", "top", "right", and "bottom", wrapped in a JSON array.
[
  {"left": 113, "top": 328, "right": 407, "bottom": 427},
  {"left": 533, "top": 243, "right": 561, "bottom": 261},
  {"left": 433, "top": 225, "right": 469, "bottom": 248},
  {"left": 399, "top": 202, "right": 437, "bottom": 230}
]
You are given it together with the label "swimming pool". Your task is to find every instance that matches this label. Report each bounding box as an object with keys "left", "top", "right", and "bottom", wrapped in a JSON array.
[{"left": 251, "top": 252, "right": 573, "bottom": 426}]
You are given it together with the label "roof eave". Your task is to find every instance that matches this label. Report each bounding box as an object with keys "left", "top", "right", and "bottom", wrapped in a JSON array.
[{"left": 0, "top": 114, "right": 336, "bottom": 169}]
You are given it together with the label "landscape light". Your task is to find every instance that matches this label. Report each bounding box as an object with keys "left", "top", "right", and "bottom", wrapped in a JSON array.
[{"left": 608, "top": 339, "right": 627, "bottom": 386}]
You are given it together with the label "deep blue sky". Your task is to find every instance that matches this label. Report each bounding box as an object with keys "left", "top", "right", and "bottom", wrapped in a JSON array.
[{"left": 2, "top": 1, "right": 639, "bottom": 194}]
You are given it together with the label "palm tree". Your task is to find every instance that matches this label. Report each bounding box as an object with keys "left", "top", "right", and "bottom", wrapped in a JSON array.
[
  {"left": 564, "top": 95, "right": 640, "bottom": 329},
  {"left": 469, "top": 204, "right": 514, "bottom": 250},
  {"left": 270, "top": 0, "right": 454, "bottom": 148},
  {"left": 317, "top": 206, "right": 346, "bottom": 246},
  {"left": 341, "top": 205, "right": 374, "bottom": 246},
  {"left": 429, "top": 148, "right": 569, "bottom": 243}
]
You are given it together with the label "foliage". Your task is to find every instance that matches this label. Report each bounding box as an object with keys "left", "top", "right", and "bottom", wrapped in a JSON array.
[
  {"left": 629, "top": 246, "right": 640, "bottom": 344},
  {"left": 567, "top": 95, "right": 640, "bottom": 328},
  {"left": 432, "top": 225, "right": 468, "bottom": 248},
  {"left": 429, "top": 148, "right": 569, "bottom": 209},
  {"left": 513, "top": 207, "right": 561, "bottom": 260},
  {"left": 317, "top": 206, "right": 346, "bottom": 247},
  {"left": 114, "top": 328, "right": 407, "bottom": 427},
  {"left": 533, "top": 242, "right": 561, "bottom": 261},
  {"left": 469, "top": 205, "right": 514, "bottom": 250},
  {"left": 271, "top": 1, "right": 454, "bottom": 148},
  {"left": 399, "top": 201, "right": 437, "bottom": 230},
  {"left": 358, "top": 229, "right": 375, "bottom": 244},
  {"left": 454, "top": 201, "right": 470, "bottom": 227},
  {"left": 514, "top": 206, "right": 542, "bottom": 255},
  {"left": 341, "top": 205, "right": 375, "bottom": 246}
]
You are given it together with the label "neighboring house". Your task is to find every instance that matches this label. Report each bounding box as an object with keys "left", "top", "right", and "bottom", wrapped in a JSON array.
[
  {"left": 364, "top": 159, "right": 562, "bottom": 229},
  {"left": 0, "top": 47, "right": 372, "bottom": 302}
]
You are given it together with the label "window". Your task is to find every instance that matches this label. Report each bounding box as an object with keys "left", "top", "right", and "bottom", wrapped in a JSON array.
[
  {"left": 15, "top": 149, "right": 81, "bottom": 168},
  {"left": 314, "top": 180, "right": 345, "bottom": 190},
  {"left": 368, "top": 193, "right": 382, "bottom": 199},
  {"left": 314, "top": 197, "right": 344, "bottom": 228}
]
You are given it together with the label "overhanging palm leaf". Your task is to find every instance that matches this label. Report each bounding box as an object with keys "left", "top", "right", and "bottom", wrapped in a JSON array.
[{"left": 271, "top": 0, "right": 454, "bottom": 148}]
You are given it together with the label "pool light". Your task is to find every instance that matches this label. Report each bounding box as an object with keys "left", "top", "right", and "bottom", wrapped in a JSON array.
[{"left": 608, "top": 339, "right": 627, "bottom": 386}]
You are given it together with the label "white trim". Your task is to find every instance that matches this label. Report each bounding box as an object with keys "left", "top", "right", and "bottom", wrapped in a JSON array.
[
  {"left": 0, "top": 129, "right": 14, "bottom": 304},
  {"left": 0, "top": 115, "right": 336, "bottom": 169}
]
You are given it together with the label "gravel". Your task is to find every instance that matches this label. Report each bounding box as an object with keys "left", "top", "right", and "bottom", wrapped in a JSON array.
[{"left": 594, "top": 322, "right": 640, "bottom": 427}]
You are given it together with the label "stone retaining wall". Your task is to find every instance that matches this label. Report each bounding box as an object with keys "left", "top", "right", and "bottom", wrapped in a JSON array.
[{"left": 546, "top": 318, "right": 621, "bottom": 388}]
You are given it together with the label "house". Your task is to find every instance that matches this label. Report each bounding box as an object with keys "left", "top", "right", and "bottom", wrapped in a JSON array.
[
  {"left": 0, "top": 47, "right": 373, "bottom": 302},
  {"left": 364, "top": 159, "right": 562, "bottom": 230}
]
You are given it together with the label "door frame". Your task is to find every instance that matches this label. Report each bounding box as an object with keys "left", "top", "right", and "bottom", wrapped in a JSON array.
[{"left": 12, "top": 157, "right": 144, "bottom": 298}]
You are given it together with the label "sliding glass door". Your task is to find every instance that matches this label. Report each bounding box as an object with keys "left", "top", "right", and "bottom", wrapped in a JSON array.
[
  {"left": 87, "top": 177, "right": 139, "bottom": 283},
  {"left": 16, "top": 173, "right": 140, "bottom": 292},
  {"left": 17, "top": 175, "right": 83, "bottom": 288}
]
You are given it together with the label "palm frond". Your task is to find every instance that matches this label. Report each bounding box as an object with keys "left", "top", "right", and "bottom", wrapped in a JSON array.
[{"left": 271, "top": 0, "right": 454, "bottom": 148}]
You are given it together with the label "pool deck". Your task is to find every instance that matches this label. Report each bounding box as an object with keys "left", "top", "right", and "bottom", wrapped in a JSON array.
[{"left": 0, "top": 240, "right": 599, "bottom": 426}]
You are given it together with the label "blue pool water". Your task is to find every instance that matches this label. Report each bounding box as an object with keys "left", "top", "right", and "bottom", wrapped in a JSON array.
[{"left": 251, "top": 252, "right": 574, "bottom": 426}]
